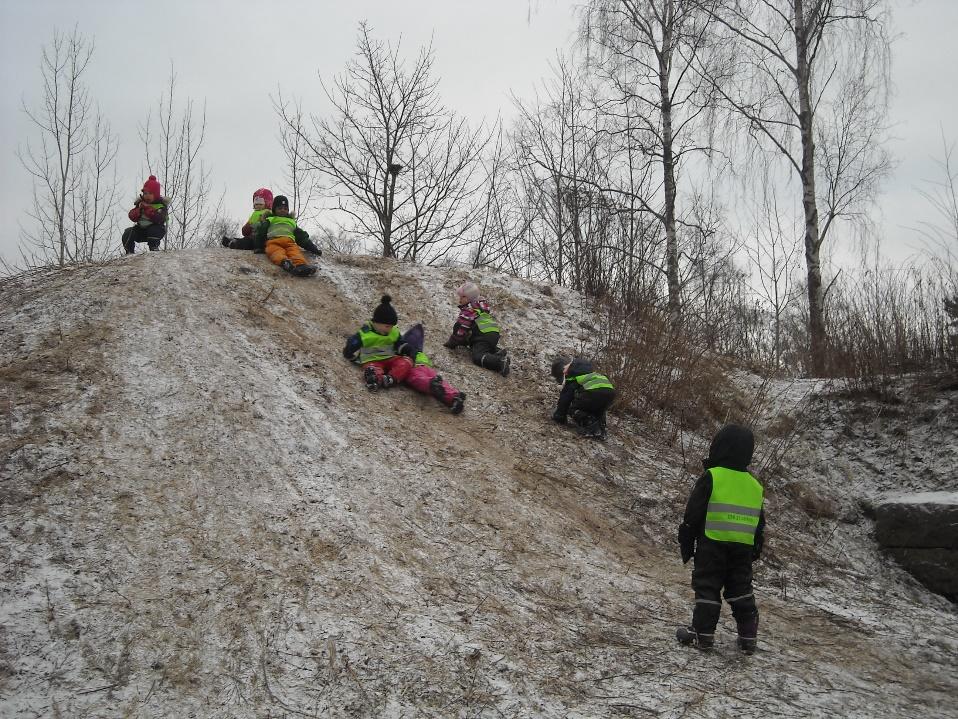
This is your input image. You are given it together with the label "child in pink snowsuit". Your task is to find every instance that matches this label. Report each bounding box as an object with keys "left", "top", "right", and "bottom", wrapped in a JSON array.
[{"left": 405, "top": 350, "right": 466, "bottom": 414}]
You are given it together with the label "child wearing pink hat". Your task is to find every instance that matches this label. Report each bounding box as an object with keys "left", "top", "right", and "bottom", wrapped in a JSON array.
[
  {"left": 122, "top": 175, "right": 168, "bottom": 254},
  {"left": 444, "top": 281, "right": 510, "bottom": 376},
  {"left": 222, "top": 188, "right": 274, "bottom": 250}
]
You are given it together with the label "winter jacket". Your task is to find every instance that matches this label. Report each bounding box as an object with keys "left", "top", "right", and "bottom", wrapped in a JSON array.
[
  {"left": 253, "top": 214, "right": 321, "bottom": 254},
  {"left": 242, "top": 208, "right": 271, "bottom": 238},
  {"left": 678, "top": 425, "right": 766, "bottom": 563},
  {"left": 447, "top": 299, "right": 500, "bottom": 346},
  {"left": 552, "top": 358, "right": 614, "bottom": 423},
  {"left": 128, "top": 196, "right": 169, "bottom": 227}
]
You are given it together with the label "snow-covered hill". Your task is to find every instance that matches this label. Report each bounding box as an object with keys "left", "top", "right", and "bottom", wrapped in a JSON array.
[{"left": 1, "top": 249, "right": 955, "bottom": 718}]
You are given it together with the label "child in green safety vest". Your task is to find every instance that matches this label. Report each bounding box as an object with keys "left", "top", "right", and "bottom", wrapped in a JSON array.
[
  {"left": 222, "top": 188, "right": 274, "bottom": 250},
  {"left": 444, "top": 281, "right": 510, "bottom": 377},
  {"left": 342, "top": 295, "right": 415, "bottom": 390},
  {"left": 122, "top": 175, "right": 168, "bottom": 254},
  {"left": 253, "top": 195, "right": 321, "bottom": 277},
  {"left": 550, "top": 356, "right": 615, "bottom": 441},
  {"left": 676, "top": 424, "right": 766, "bottom": 654}
]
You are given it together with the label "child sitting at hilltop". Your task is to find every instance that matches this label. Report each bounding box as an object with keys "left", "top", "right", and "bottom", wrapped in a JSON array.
[
  {"left": 400, "top": 323, "right": 466, "bottom": 414},
  {"left": 443, "top": 281, "right": 510, "bottom": 377},
  {"left": 343, "top": 296, "right": 414, "bottom": 390},
  {"left": 222, "top": 188, "right": 273, "bottom": 250},
  {"left": 550, "top": 356, "right": 616, "bottom": 441},
  {"left": 122, "top": 175, "right": 168, "bottom": 254},
  {"left": 253, "top": 195, "right": 321, "bottom": 276}
]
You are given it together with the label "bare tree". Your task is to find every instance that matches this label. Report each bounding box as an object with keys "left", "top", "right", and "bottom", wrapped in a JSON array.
[
  {"left": 744, "top": 174, "right": 802, "bottom": 370},
  {"left": 582, "top": 0, "right": 722, "bottom": 325},
  {"left": 139, "top": 65, "right": 213, "bottom": 249},
  {"left": 18, "top": 29, "right": 119, "bottom": 267},
  {"left": 277, "top": 23, "right": 489, "bottom": 262},
  {"left": 702, "top": 0, "right": 892, "bottom": 375},
  {"left": 278, "top": 98, "right": 323, "bottom": 225},
  {"left": 917, "top": 130, "right": 958, "bottom": 268}
]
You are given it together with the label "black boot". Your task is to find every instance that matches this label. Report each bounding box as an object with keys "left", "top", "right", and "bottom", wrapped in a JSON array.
[
  {"left": 291, "top": 263, "right": 317, "bottom": 277},
  {"left": 676, "top": 626, "right": 714, "bottom": 650},
  {"left": 450, "top": 392, "right": 466, "bottom": 414},
  {"left": 364, "top": 366, "right": 379, "bottom": 391},
  {"left": 281, "top": 259, "right": 294, "bottom": 274},
  {"left": 736, "top": 616, "right": 758, "bottom": 655}
]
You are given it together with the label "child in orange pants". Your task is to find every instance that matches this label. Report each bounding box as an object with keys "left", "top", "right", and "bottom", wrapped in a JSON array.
[{"left": 253, "top": 195, "right": 321, "bottom": 277}]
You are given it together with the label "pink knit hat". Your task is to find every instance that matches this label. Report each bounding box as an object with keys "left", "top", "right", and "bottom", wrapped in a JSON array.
[
  {"left": 142, "top": 175, "right": 161, "bottom": 197},
  {"left": 252, "top": 188, "right": 274, "bottom": 207},
  {"left": 456, "top": 282, "right": 480, "bottom": 302}
]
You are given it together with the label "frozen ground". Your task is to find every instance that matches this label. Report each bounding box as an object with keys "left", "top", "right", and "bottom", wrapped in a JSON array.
[{"left": 0, "top": 248, "right": 955, "bottom": 718}]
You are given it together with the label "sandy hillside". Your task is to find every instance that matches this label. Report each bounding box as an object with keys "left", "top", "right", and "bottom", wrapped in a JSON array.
[{"left": 0, "top": 248, "right": 955, "bottom": 718}]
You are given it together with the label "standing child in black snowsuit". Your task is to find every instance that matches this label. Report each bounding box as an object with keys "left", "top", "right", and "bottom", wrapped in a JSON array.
[
  {"left": 677, "top": 424, "right": 765, "bottom": 654},
  {"left": 550, "top": 356, "right": 615, "bottom": 440},
  {"left": 443, "top": 281, "right": 510, "bottom": 376}
]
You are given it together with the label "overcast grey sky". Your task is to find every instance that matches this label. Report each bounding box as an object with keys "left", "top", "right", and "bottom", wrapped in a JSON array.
[{"left": 1, "top": 0, "right": 955, "bottom": 267}]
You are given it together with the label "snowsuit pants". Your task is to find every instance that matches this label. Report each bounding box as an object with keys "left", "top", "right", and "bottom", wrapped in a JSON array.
[
  {"left": 569, "top": 387, "right": 615, "bottom": 431},
  {"left": 405, "top": 363, "right": 460, "bottom": 406},
  {"left": 363, "top": 356, "right": 412, "bottom": 385},
  {"left": 691, "top": 536, "right": 759, "bottom": 641},
  {"left": 123, "top": 224, "right": 166, "bottom": 253},
  {"left": 470, "top": 332, "right": 506, "bottom": 372},
  {"left": 265, "top": 236, "right": 307, "bottom": 267},
  {"left": 226, "top": 236, "right": 256, "bottom": 250}
]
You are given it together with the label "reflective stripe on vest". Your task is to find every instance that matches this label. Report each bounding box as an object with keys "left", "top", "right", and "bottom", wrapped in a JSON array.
[
  {"left": 138, "top": 201, "right": 165, "bottom": 227},
  {"left": 572, "top": 372, "right": 614, "bottom": 391},
  {"left": 475, "top": 310, "right": 499, "bottom": 334},
  {"left": 266, "top": 215, "right": 297, "bottom": 239},
  {"left": 358, "top": 325, "right": 399, "bottom": 363},
  {"left": 704, "top": 466, "right": 764, "bottom": 545}
]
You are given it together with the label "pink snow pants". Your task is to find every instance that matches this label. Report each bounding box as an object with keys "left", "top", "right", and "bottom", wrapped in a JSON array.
[{"left": 404, "top": 363, "right": 458, "bottom": 406}]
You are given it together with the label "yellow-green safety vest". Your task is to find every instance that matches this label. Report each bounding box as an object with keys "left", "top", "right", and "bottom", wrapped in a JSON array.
[
  {"left": 358, "top": 325, "right": 400, "bottom": 364},
  {"left": 571, "top": 372, "right": 614, "bottom": 391},
  {"left": 475, "top": 309, "right": 500, "bottom": 334},
  {"left": 704, "top": 466, "right": 764, "bottom": 545},
  {"left": 265, "top": 215, "right": 297, "bottom": 239}
]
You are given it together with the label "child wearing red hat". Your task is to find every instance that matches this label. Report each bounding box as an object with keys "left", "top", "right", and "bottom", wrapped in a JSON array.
[{"left": 122, "top": 175, "right": 168, "bottom": 254}]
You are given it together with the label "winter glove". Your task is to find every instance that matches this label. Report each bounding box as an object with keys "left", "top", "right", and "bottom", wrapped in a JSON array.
[
  {"left": 302, "top": 238, "right": 323, "bottom": 256},
  {"left": 552, "top": 411, "right": 567, "bottom": 424},
  {"left": 443, "top": 336, "right": 460, "bottom": 350}
]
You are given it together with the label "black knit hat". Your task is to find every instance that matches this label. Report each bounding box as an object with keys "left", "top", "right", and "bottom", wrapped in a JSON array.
[
  {"left": 372, "top": 295, "right": 398, "bottom": 325},
  {"left": 272, "top": 195, "right": 289, "bottom": 212}
]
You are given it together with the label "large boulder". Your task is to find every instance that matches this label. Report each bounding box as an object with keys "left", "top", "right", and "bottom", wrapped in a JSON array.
[{"left": 875, "top": 492, "right": 958, "bottom": 599}]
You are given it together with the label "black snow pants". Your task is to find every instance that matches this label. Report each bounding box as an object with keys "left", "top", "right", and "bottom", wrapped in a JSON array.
[
  {"left": 569, "top": 387, "right": 615, "bottom": 429},
  {"left": 469, "top": 332, "right": 506, "bottom": 372},
  {"left": 691, "top": 536, "right": 759, "bottom": 641},
  {"left": 122, "top": 224, "right": 166, "bottom": 253}
]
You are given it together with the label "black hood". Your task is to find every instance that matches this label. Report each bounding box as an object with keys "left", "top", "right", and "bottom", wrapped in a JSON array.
[
  {"left": 566, "top": 357, "right": 593, "bottom": 377},
  {"left": 703, "top": 424, "right": 754, "bottom": 471}
]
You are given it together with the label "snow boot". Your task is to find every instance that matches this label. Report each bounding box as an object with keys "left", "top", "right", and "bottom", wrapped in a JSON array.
[
  {"left": 450, "top": 392, "right": 466, "bottom": 415},
  {"left": 292, "top": 263, "right": 317, "bottom": 277},
  {"left": 220, "top": 235, "right": 232, "bottom": 248},
  {"left": 364, "top": 366, "right": 379, "bottom": 391},
  {"left": 429, "top": 375, "right": 446, "bottom": 401},
  {"left": 736, "top": 616, "right": 758, "bottom": 655},
  {"left": 280, "top": 259, "right": 295, "bottom": 274},
  {"left": 676, "top": 626, "right": 714, "bottom": 650},
  {"left": 380, "top": 374, "right": 396, "bottom": 389},
  {"left": 500, "top": 355, "right": 511, "bottom": 378}
]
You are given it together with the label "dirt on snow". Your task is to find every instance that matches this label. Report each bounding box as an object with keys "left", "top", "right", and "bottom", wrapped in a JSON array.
[{"left": 0, "top": 248, "right": 956, "bottom": 718}]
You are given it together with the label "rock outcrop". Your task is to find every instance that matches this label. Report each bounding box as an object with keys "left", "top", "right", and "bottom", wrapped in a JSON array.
[{"left": 875, "top": 492, "right": 958, "bottom": 599}]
